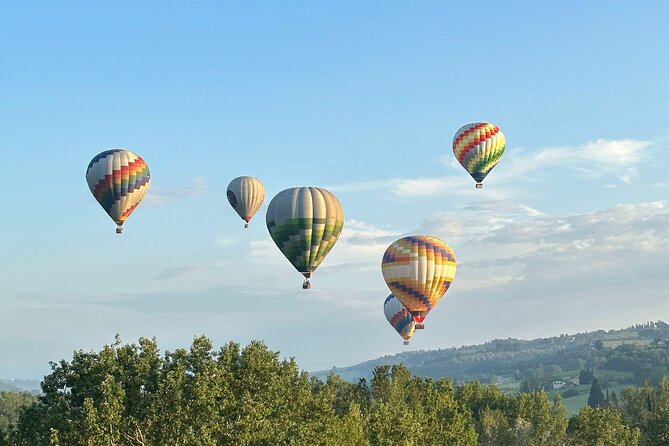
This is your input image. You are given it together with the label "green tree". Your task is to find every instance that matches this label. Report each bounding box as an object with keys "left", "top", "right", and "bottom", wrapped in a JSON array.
[
  {"left": 513, "top": 391, "right": 567, "bottom": 446},
  {"left": 579, "top": 369, "right": 595, "bottom": 385},
  {"left": 568, "top": 406, "right": 640, "bottom": 446},
  {"left": 0, "top": 392, "right": 35, "bottom": 436},
  {"left": 588, "top": 378, "right": 606, "bottom": 408},
  {"left": 479, "top": 408, "right": 513, "bottom": 446},
  {"left": 641, "top": 377, "right": 669, "bottom": 446},
  {"left": 608, "top": 390, "right": 619, "bottom": 410}
]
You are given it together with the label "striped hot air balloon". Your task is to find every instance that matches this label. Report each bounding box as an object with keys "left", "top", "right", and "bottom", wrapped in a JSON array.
[
  {"left": 266, "top": 187, "right": 344, "bottom": 289},
  {"left": 226, "top": 176, "right": 265, "bottom": 228},
  {"left": 384, "top": 294, "right": 416, "bottom": 345},
  {"left": 86, "top": 149, "right": 151, "bottom": 234},
  {"left": 453, "top": 122, "right": 505, "bottom": 188},
  {"left": 381, "top": 235, "right": 456, "bottom": 329}
]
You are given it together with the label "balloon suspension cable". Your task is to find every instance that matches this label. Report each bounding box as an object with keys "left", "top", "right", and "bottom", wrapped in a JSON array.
[
  {"left": 415, "top": 323, "right": 425, "bottom": 330},
  {"left": 244, "top": 223, "right": 249, "bottom": 228},
  {"left": 475, "top": 182, "right": 483, "bottom": 189},
  {"left": 116, "top": 226, "right": 123, "bottom": 234},
  {"left": 403, "top": 340, "right": 410, "bottom": 345},
  {"left": 302, "top": 279, "right": 311, "bottom": 290}
]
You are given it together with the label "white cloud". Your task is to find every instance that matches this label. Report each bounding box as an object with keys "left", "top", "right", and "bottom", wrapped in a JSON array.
[
  {"left": 154, "top": 266, "right": 202, "bottom": 281},
  {"left": 418, "top": 201, "right": 669, "bottom": 296},
  {"left": 329, "top": 177, "right": 456, "bottom": 197},
  {"left": 143, "top": 177, "right": 208, "bottom": 207},
  {"left": 499, "top": 139, "right": 652, "bottom": 185},
  {"left": 581, "top": 139, "right": 650, "bottom": 166},
  {"left": 216, "top": 237, "right": 237, "bottom": 248},
  {"left": 245, "top": 239, "right": 287, "bottom": 267},
  {"left": 330, "top": 138, "right": 653, "bottom": 198},
  {"left": 417, "top": 200, "right": 544, "bottom": 241}
]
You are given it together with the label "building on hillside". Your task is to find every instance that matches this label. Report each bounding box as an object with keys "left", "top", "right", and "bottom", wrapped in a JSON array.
[
  {"left": 552, "top": 381, "right": 566, "bottom": 390},
  {"left": 570, "top": 376, "right": 580, "bottom": 385}
]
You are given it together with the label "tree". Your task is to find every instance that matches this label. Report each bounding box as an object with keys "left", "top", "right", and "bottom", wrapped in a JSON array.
[
  {"left": 568, "top": 406, "right": 640, "bottom": 445},
  {"left": 478, "top": 408, "right": 513, "bottom": 446},
  {"left": 1, "top": 336, "right": 583, "bottom": 446},
  {"left": 579, "top": 369, "right": 595, "bottom": 385},
  {"left": 588, "top": 378, "right": 606, "bottom": 408},
  {"left": 513, "top": 391, "right": 567, "bottom": 446},
  {"left": 608, "top": 390, "right": 619, "bottom": 410}
]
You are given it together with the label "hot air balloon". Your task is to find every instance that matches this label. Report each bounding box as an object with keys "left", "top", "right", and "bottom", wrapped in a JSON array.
[
  {"left": 227, "top": 176, "right": 265, "bottom": 228},
  {"left": 384, "top": 294, "right": 416, "bottom": 345},
  {"left": 453, "top": 122, "right": 505, "bottom": 188},
  {"left": 266, "top": 187, "right": 344, "bottom": 289},
  {"left": 381, "top": 235, "right": 456, "bottom": 329},
  {"left": 86, "top": 149, "right": 150, "bottom": 234}
]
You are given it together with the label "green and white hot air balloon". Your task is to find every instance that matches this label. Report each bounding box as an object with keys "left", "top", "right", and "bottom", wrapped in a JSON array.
[{"left": 266, "top": 187, "right": 344, "bottom": 289}]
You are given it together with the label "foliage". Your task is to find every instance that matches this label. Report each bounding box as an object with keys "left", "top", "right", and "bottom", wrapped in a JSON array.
[
  {"left": 0, "top": 392, "right": 34, "bottom": 434},
  {"left": 9, "top": 336, "right": 669, "bottom": 445},
  {"left": 588, "top": 378, "right": 606, "bottom": 408},
  {"left": 562, "top": 389, "right": 580, "bottom": 398},
  {"left": 579, "top": 368, "right": 595, "bottom": 385},
  {"left": 568, "top": 406, "right": 640, "bottom": 445}
]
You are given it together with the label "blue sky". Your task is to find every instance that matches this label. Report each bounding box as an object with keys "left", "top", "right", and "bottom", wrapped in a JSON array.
[{"left": 1, "top": 1, "right": 668, "bottom": 378}]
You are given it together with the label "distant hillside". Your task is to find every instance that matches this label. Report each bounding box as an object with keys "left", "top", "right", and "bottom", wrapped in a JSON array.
[
  {"left": 0, "top": 379, "right": 40, "bottom": 394},
  {"left": 313, "top": 321, "right": 669, "bottom": 382},
  {"left": 314, "top": 321, "right": 669, "bottom": 414}
]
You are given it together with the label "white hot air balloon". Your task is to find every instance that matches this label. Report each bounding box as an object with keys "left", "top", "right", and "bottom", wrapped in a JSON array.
[{"left": 226, "top": 176, "right": 265, "bottom": 228}]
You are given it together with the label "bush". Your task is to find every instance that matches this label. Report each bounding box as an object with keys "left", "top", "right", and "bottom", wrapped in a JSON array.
[{"left": 562, "top": 388, "right": 580, "bottom": 398}]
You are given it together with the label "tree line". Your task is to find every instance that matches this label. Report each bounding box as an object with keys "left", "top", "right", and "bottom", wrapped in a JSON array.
[{"left": 2, "top": 336, "right": 669, "bottom": 445}]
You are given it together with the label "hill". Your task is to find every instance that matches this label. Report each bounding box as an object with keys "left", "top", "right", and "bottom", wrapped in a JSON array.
[
  {"left": 0, "top": 380, "right": 40, "bottom": 394},
  {"left": 313, "top": 321, "right": 669, "bottom": 414}
]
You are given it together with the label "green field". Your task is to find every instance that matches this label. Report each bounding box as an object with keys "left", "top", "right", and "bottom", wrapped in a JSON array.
[{"left": 497, "top": 368, "right": 634, "bottom": 416}]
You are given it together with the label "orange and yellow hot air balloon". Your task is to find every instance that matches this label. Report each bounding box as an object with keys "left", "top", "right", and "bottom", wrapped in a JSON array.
[{"left": 381, "top": 235, "right": 456, "bottom": 329}]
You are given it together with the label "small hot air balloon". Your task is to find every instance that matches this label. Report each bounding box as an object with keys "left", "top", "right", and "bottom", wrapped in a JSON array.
[
  {"left": 86, "top": 149, "right": 150, "bottom": 234},
  {"left": 266, "top": 187, "right": 344, "bottom": 289},
  {"left": 227, "top": 176, "right": 265, "bottom": 228},
  {"left": 384, "top": 294, "right": 416, "bottom": 345},
  {"left": 453, "top": 122, "right": 505, "bottom": 188},
  {"left": 381, "top": 235, "right": 456, "bottom": 329}
]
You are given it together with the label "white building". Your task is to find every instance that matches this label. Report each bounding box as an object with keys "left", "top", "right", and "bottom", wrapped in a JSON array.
[{"left": 552, "top": 381, "right": 566, "bottom": 390}]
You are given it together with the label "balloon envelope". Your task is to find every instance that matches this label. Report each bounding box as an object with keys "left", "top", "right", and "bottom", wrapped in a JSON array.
[
  {"left": 266, "top": 187, "right": 344, "bottom": 284},
  {"left": 453, "top": 122, "right": 505, "bottom": 186},
  {"left": 381, "top": 235, "right": 456, "bottom": 323},
  {"left": 86, "top": 149, "right": 150, "bottom": 231},
  {"left": 384, "top": 294, "right": 416, "bottom": 342},
  {"left": 227, "top": 176, "right": 265, "bottom": 227}
]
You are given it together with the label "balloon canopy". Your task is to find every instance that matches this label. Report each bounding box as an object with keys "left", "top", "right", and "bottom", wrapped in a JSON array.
[
  {"left": 453, "top": 122, "right": 505, "bottom": 187},
  {"left": 384, "top": 293, "right": 416, "bottom": 344},
  {"left": 227, "top": 176, "right": 265, "bottom": 228},
  {"left": 381, "top": 235, "right": 456, "bottom": 324},
  {"left": 266, "top": 187, "right": 344, "bottom": 288},
  {"left": 86, "top": 149, "right": 150, "bottom": 233}
]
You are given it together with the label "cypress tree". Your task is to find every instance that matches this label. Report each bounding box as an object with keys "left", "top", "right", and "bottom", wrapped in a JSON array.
[{"left": 587, "top": 378, "right": 605, "bottom": 408}]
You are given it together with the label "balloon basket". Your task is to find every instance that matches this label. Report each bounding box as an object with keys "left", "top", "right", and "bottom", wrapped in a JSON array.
[
  {"left": 415, "top": 323, "right": 425, "bottom": 330},
  {"left": 475, "top": 183, "right": 483, "bottom": 189},
  {"left": 302, "top": 280, "right": 311, "bottom": 290},
  {"left": 116, "top": 227, "right": 123, "bottom": 234},
  {"left": 244, "top": 223, "right": 249, "bottom": 228},
  {"left": 403, "top": 341, "right": 410, "bottom": 345}
]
